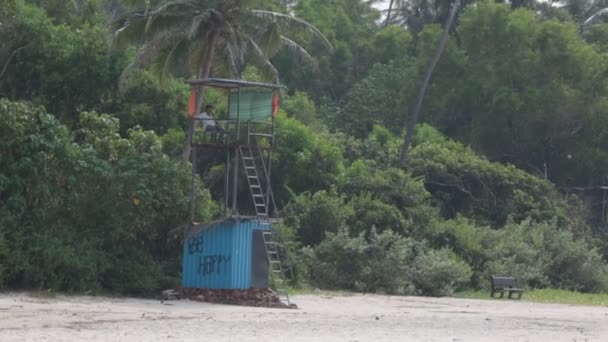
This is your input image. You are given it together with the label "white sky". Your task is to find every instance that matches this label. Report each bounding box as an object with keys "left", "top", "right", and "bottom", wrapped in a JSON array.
[{"left": 373, "top": 0, "right": 391, "bottom": 11}]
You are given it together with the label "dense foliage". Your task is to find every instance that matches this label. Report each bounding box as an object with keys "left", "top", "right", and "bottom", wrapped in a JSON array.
[
  {"left": 0, "top": 99, "right": 216, "bottom": 293},
  {"left": 2, "top": 0, "right": 608, "bottom": 296}
]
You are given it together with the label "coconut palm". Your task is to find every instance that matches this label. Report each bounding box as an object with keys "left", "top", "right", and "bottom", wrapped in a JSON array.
[
  {"left": 383, "top": 0, "right": 453, "bottom": 33},
  {"left": 400, "top": 0, "right": 461, "bottom": 165},
  {"left": 556, "top": 0, "right": 608, "bottom": 29},
  {"left": 112, "top": 0, "right": 331, "bottom": 161}
]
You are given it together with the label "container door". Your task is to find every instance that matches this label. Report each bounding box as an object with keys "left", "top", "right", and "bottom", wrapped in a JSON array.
[{"left": 250, "top": 230, "right": 269, "bottom": 288}]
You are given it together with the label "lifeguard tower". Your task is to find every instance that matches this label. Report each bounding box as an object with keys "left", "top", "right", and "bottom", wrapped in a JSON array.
[{"left": 181, "top": 78, "right": 291, "bottom": 305}]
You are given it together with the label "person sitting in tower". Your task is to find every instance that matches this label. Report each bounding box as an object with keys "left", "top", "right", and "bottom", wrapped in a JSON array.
[{"left": 196, "top": 105, "right": 224, "bottom": 141}]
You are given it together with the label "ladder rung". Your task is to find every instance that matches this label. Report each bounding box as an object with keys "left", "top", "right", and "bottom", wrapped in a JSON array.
[
  {"left": 242, "top": 157, "right": 253, "bottom": 160},
  {"left": 247, "top": 175, "right": 258, "bottom": 179},
  {"left": 245, "top": 166, "right": 256, "bottom": 170}
]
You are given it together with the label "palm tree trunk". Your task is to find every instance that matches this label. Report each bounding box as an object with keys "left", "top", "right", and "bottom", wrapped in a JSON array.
[
  {"left": 385, "top": 0, "right": 395, "bottom": 27},
  {"left": 400, "top": 0, "right": 461, "bottom": 166},
  {"left": 182, "top": 31, "right": 219, "bottom": 164}
]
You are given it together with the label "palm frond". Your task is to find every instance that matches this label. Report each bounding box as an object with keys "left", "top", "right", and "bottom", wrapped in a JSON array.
[
  {"left": 188, "top": 41, "right": 207, "bottom": 77},
  {"left": 224, "top": 43, "right": 240, "bottom": 77},
  {"left": 257, "top": 22, "right": 283, "bottom": 58},
  {"left": 159, "top": 37, "right": 188, "bottom": 83},
  {"left": 247, "top": 37, "right": 279, "bottom": 84},
  {"left": 189, "top": 12, "right": 212, "bottom": 40},
  {"left": 226, "top": 36, "right": 249, "bottom": 76},
  {"left": 113, "top": 5, "right": 190, "bottom": 49},
  {"left": 221, "top": 20, "right": 247, "bottom": 75},
  {"left": 113, "top": 1, "right": 329, "bottom": 87},
  {"left": 119, "top": 30, "right": 187, "bottom": 86},
  {"left": 223, "top": 20, "right": 243, "bottom": 49},
  {"left": 151, "top": 0, "right": 198, "bottom": 13},
  {"left": 279, "top": 36, "right": 318, "bottom": 71},
  {"left": 584, "top": 7, "right": 608, "bottom": 26},
  {"left": 112, "top": 12, "right": 147, "bottom": 50},
  {"left": 248, "top": 10, "right": 333, "bottom": 52}
]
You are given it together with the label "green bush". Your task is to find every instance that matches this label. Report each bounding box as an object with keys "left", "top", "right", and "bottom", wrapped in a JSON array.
[
  {"left": 411, "top": 248, "right": 472, "bottom": 296},
  {"left": 309, "top": 229, "right": 417, "bottom": 294},
  {"left": 0, "top": 100, "right": 216, "bottom": 294},
  {"left": 115, "top": 70, "right": 189, "bottom": 134},
  {"left": 408, "top": 128, "right": 569, "bottom": 227},
  {"left": 100, "top": 245, "right": 164, "bottom": 295},
  {"left": 346, "top": 194, "right": 405, "bottom": 236},
  {"left": 283, "top": 189, "right": 352, "bottom": 246},
  {"left": 160, "top": 128, "right": 185, "bottom": 159},
  {"left": 308, "top": 229, "right": 367, "bottom": 290},
  {"left": 0, "top": 232, "right": 6, "bottom": 287},
  {"left": 477, "top": 219, "right": 608, "bottom": 292},
  {"left": 542, "top": 224, "right": 608, "bottom": 292},
  {"left": 339, "top": 161, "right": 438, "bottom": 238},
  {"left": 273, "top": 114, "right": 345, "bottom": 201},
  {"left": 308, "top": 228, "right": 470, "bottom": 296}
]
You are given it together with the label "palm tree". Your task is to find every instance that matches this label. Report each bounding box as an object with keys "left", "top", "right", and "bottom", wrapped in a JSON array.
[
  {"left": 384, "top": 0, "right": 453, "bottom": 33},
  {"left": 112, "top": 0, "right": 331, "bottom": 162},
  {"left": 557, "top": 0, "right": 608, "bottom": 29},
  {"left": 384, "top": 0, "right": 396, "bottom": 26},
  {"left": 400, "top": 0, "right": 460, "bottom": 165}
]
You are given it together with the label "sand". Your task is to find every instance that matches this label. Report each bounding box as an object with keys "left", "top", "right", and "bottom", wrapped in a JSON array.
[{"left": 0, "top": 292, "right": 606, "bottom": 341}]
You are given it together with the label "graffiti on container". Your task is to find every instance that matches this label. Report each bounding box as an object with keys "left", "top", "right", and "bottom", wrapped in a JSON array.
[
  {"left": 199, "top": 255, "right": 231, "bottom": 276},
  {"left": 187, "top": 234, "right": 231, "bottom": 276},
  {"left": 187, "top": 235, "right": 204, "bottom": 255}
]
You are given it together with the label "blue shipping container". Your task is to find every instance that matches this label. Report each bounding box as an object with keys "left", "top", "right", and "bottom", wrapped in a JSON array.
[{"left": 182, "top": 217, "right": 269, "bottom": 289}]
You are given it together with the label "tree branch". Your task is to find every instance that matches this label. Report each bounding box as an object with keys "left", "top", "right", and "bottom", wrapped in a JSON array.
[{"left": 0, "top": 44, "right": 30, "bottom": 80}]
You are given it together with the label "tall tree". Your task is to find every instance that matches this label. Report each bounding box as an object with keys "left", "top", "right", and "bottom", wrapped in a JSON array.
[
  {"left": 390, "top": 0, "right": 451, "bottom": 33},
  {"left": 277, "top": 0, "right": 380, "bottom": 100},
  {"left": 400, "top": 0, "right": 460, "bottom": 165},
  {"left": 112, "top": 0, "right": 331, "bottom": 162},
  {"left": 385, "top": 0, "right": 396, "bottom": 26}
]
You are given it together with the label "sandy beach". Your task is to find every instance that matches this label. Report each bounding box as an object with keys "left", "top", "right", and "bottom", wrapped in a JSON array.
[{"left": 0, "top": 292, "right": 606, "bottom": 341}]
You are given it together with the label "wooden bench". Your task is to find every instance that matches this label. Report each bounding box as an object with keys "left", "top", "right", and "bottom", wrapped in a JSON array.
[{"left": 490, "top": 276, "right": 524, "bottom": 299}]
